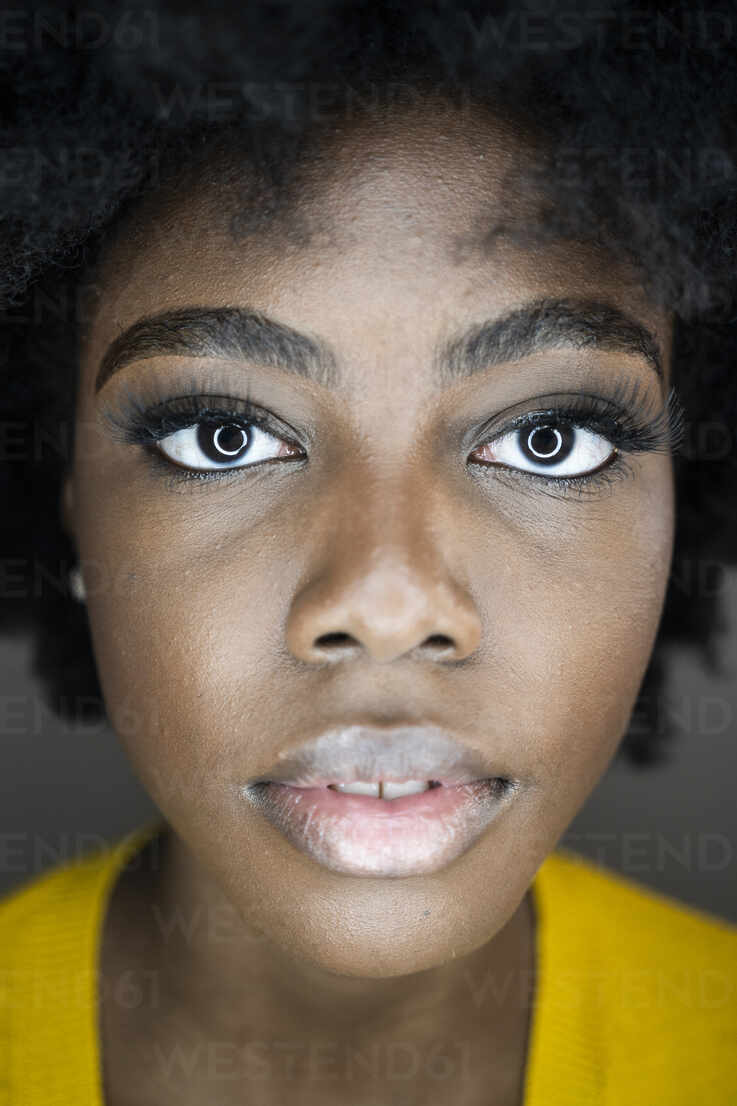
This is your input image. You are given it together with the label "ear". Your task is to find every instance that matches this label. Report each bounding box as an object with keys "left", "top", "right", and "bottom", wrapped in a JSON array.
[{"left": 60, "top": 472, "right": 76, "bottom": 545}]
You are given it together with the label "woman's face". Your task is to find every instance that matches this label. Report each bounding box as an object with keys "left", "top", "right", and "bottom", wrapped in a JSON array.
[{"left": 66, "top": 103, "right": 675, "bottom": 977}]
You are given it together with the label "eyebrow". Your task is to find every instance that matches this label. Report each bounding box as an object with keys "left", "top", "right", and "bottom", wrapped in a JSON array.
[
  {"left": 95, "top": 306, "right": 340, "bottom": 393},
  {"left": 437, "top": 298, "right": 663, "bottom": 385},
  {"left": 94, "top": 297, "right": 663, "bottom": 394}
]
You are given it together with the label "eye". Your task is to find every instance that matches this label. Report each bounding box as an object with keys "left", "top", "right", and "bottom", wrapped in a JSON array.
[
  {"left": 472, "top": 420, "right": 615, "bottom": 478},
  {"left": 157, "top": 420, "right": 301, "bottom": 472}
]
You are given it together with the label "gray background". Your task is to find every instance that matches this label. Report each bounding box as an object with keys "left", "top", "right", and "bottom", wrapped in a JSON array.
[{"left": 1, "top": 578, "right": 736, "bottom": 923}]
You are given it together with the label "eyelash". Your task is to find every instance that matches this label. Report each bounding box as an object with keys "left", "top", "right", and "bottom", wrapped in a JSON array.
[
  {"left": 101, "top": 389, "right": 300, "bottom": 484},
  {"left": 469, "top": 378, "right": 685, "bottom": 496},
  {"left": 100, "top": 375, "right": 686, "bottom": 495}
]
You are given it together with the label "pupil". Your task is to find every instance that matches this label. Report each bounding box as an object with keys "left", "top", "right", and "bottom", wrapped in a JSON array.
[
  {"left": 522, "top": 424, "right": 574, "bottom": 465},
  {"left": 197, "top": 423, "right": 250, "bottom": 462}
]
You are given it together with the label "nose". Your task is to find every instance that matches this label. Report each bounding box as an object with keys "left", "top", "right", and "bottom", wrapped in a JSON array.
[{"left": 285, "top": 478, "right": 482, "bottom": 665}]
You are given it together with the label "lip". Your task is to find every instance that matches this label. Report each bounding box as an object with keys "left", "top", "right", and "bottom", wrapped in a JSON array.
[
  {"left": 239, "top": 724, "right": 520, "bottom": 877},
  {"left": 242, "top": 723, "right": 513, "bottom": 788}
]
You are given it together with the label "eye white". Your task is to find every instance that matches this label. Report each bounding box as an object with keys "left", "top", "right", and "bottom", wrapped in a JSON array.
[
  {"left": 157, "top": 422, "right": 283, "bottom": 471},
  {"left": 490, "top": 424, "right": 614, "bottom": 477}
]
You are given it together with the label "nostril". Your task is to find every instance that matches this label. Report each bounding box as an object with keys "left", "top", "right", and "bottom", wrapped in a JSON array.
[
  {"left": 315, "top": 632, "right": 354, "bottom": 648},
  {"left": 311, "top": 630, "right": 456, "bottom": 661}
]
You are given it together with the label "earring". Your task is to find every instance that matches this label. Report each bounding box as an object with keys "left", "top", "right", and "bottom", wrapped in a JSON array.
[{"left": 68, "top": 564, "right": 87, "bottom": 603}]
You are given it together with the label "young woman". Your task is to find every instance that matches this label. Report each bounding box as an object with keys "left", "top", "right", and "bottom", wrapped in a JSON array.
[{"left": 1, "top": 2, "right": 736, "bottom": 1103}]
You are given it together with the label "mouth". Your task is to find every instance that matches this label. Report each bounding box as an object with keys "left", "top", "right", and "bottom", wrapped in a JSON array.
[{"left": 239, "top": 724, "right": 520, "bottom": 877}]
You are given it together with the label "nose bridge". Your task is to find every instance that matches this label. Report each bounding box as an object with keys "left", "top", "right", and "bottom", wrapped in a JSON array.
[
  {"left": 342, "top": 460, "right": 426, "bottom": 558},
  {"left": 285, "top": 465, "right": 482, "bottom": 664}
]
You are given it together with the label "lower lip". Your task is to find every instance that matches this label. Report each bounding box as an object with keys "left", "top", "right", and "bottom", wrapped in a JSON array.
[{"left": 242, "top": 778, "right": 513, "bottom": 877}]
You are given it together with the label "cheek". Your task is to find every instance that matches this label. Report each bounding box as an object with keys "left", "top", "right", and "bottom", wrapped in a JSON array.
[
  {"left": 474, "top": 464, "right": 675, "bottom": 792},
  {"left": 75, "top": 509, "right": 280, "bottom": 802}
]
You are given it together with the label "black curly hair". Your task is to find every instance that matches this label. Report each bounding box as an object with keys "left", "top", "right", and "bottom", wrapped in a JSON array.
[{"left": 3, "top": 0, "right": 737, "bottom": 769}]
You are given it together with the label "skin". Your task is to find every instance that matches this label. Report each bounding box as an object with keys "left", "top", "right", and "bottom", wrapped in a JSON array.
[{"left": 62, "top": 100, "right": 675, "bottom": 1104}]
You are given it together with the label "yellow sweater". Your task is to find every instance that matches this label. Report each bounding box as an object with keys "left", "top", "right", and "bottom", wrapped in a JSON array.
[{"left": 0, "top": 818, "right": 735, "bottom": 1104}]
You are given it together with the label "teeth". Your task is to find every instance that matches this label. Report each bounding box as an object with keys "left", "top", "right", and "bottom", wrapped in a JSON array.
[
  {"left": 330, "top": 781, "right": 381, "bottom": 797},
  {"left": 328, "top": 780, "right": 432, "bottom": 799},
  {"left": 382, "top": 780, "right": 431, "bottom": 799}
]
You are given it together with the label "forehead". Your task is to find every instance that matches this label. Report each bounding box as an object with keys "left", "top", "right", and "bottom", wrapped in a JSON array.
[
  {"left": 103, "top": 101, "right": 537, "bottom": 264},
  {"left": 83, "top": 100, "right": 670, "bottom": 376}
]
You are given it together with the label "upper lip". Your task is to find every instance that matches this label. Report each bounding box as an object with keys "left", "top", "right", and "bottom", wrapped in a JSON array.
[{"left": 245, "top": 724, "right": 513, "bottom": 788}]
